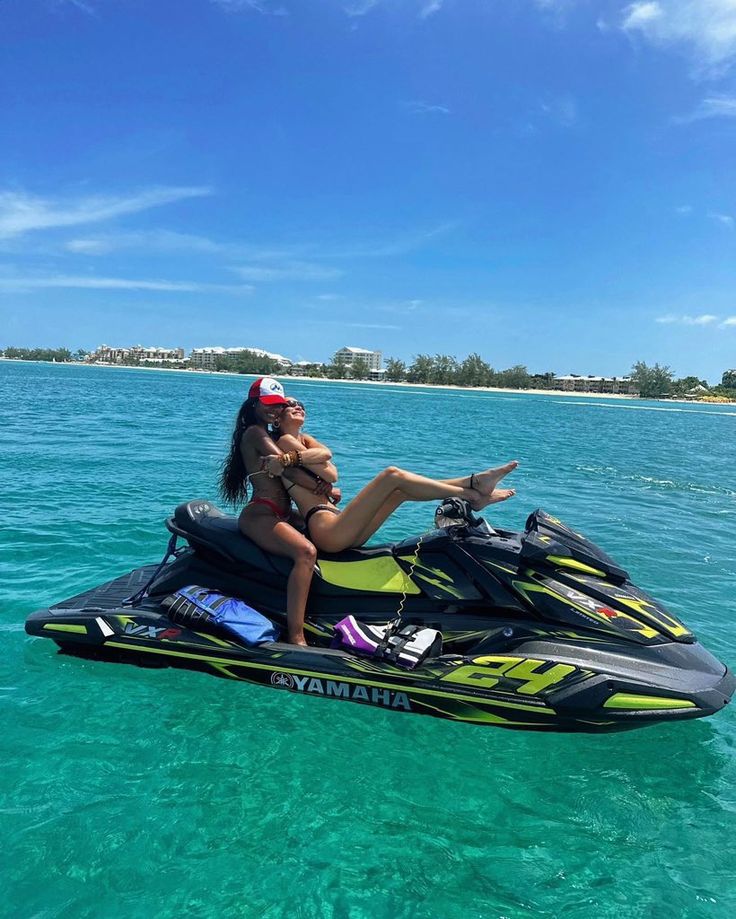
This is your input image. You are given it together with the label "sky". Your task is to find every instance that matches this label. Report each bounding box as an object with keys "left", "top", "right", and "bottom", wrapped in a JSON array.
[{"left": 1, "top": 0, "right": 735, "bottom": 381}]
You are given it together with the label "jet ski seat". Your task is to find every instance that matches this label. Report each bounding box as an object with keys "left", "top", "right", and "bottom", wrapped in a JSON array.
[
  {"left": 166, "top": 500, "right": 404, "bottom": 577},
  {"left": 167, "top": 500, "right": 279, "bottom": 571}
]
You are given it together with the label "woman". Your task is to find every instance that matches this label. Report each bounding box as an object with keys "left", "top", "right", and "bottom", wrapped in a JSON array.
[
  {"left": 219, "top": 377, "right": 334, "bottom": 646},
  {"left": 263, "top": 398, "right": 517, "bottom": 554}
]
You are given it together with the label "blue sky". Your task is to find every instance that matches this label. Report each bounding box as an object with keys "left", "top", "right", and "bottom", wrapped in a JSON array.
[{"left": 1, "top": 0, "right": 735, "bottom": 381}]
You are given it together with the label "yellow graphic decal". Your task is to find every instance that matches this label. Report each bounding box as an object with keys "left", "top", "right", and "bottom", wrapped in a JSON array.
[
  {"left": 441, "top": 656, "right": 576, "bottom": 695},
  {"left": 396, "top": 558, "right": 452, "bottom": 582},
  {"left": 318, "top": 557, "right": 420, "bottom": 594},
  {"left": 396, "top": 557, "right": 468, "bottom": 598},
  {"left": 603, "top": 693, "right": 696, "bottom": 711},
  {"left": 43, "top": 623, "right": 87, "bottom": 634},
  {"left": 103, "top": 642, "right": 554, "bottom": 713},
  {"left": 514, "top": 579, "right": 659, "bottom": 640},
  {"left": 613, "top": 596, "right": 691, "bottom": 638},
  {"left": 412, "top": 571, "right": 466, "bottom": 599},
  {"left": 547, "top": 556, "right": 606, "bottom": 577},
  {"left": 484, "top": 560, "right": 518, "bottom": 575},
  {"left": 193, "top": 631, "right": 235, "bottom": 648}
]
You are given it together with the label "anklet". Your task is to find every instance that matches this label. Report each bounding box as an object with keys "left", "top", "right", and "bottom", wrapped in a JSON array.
[{"left": 470, "top": 473, "right": 478, "bottom": 490}]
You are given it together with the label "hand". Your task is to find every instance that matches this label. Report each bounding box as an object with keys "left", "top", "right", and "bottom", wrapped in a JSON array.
[
  {"left": 261, "top": 455, "right": 284, "bottom": 477},
  {"left": 313, "top": 478, "right": 333, "bottom": 497},
  {"left": 330, "top": 486, "right": 342, "bottom": 505}
]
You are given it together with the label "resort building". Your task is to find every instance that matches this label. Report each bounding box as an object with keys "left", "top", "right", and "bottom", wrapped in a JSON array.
[
  {"left": 189, "top": 347, "right": 292, "bottom": 370},
  {"left": 552, "top": 375, "right": 638, "bottom": 395},
  {"left": 89, "top": 344, "right": 185, "bottom": 364},
  {"left": 333, "top": 346, "right": 382, "bottom": 372}
]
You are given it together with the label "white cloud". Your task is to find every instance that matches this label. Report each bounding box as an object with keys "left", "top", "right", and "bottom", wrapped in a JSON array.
[
  {"left": 62, "top": 221, "right": 456, "bottom": 265},
  {"left": 721, "top": 316, "right": 736, "bottom": 326},
  {"left": 342, "top": 1, "right": 445, "bottom": 19},
  {"left": 674, "top": 94, "right": 736, "bottom": 122},
  {"left": 405, "top": 100, "right": 451, "bottom": 115},
  {"left": 231, "top": 261, "right": 343, "bottom": 281},
  {"left": 64, "top": 0, "right": 98, "bottom": 15},
  {"left": 209, "top": 0, "right": 288, "bottom": 14},
  {"left": 623, "top": 1, "right": 663, "bottom": 29},
  {"left": 376, "top": 297, "right": 424, "bottom": 314},
  {"left": 709, "top": 211, "right": 735, "bottom": 228},
  {"left": 540, "top": 95, "right": 578, "bottom": 126},
  {"left": 0, "top": 274, "right": 252, "bottom": 293},
  {"left": 65, "top": 238, "right": 117, "bottom": 255},
  {"left": 0, "top": 186, "right": 212, "bottom": 239},
  {"left": 63, "top": 229, "right": 295, "bottom": 260},
  {"left": 320, "top": 221, "right": 458, "bottom": 258},
  {"left": 656, "top": 314, "right": 719, "bottom": 324},
  {"left": 675, "top": 204, "right": 693, "bottom": 214},
  {"left": 419, "top": 1, "right": 443, "bottom": 19},
  {"left": 621, "top": 1, "right": 736, "bottom": 73},
  {"left": 343, "top": 0, "right": 380, "bottom": 16}
]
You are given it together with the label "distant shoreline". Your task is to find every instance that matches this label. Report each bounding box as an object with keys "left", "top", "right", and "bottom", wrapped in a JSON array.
[
  {"left": 0, "top": 356, "right": 644, "bottom": 400},
  {"left": 6, "top": 355, "right": 736, "bottom": 404}
]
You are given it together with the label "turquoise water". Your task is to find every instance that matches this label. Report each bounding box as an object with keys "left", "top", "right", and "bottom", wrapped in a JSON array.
[{"left": 2, "top": 360, "right": 735, "bottom": 918}]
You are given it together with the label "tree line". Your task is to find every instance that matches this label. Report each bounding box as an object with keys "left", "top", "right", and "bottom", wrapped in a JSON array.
[
  {"left": 3, "top": 346, "right": 735, "bottom": 400},
  {"left": 0, "top": 347, "right": 81, "bottom": 362},
  {"left": 320, "top": 354, "right": 735, "bottom": 399},
  {"left": 628, "top": 362, "right": 735, "bottom": 399}
]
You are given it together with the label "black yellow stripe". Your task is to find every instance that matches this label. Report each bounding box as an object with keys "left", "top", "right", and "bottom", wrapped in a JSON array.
[{"left": 104, "top": 641, "right": 555, "bottom": 715}]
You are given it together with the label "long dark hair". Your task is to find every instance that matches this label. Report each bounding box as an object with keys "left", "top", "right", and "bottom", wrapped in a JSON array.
[{"left": 219, "top": 397, "right": 261, "bottom": 505}]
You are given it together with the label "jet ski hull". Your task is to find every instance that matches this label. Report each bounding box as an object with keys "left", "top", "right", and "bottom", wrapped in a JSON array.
[{"left": 25, "top": 564, "right": 735, "bottom": 733}]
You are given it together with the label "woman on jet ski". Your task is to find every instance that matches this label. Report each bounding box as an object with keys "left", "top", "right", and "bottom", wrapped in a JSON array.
[
  {"left": 264, "top": 398, "right": 517, "bottom": 554},
  {"left": 220, "top": 377, "right": 339, "bottom": 647}
]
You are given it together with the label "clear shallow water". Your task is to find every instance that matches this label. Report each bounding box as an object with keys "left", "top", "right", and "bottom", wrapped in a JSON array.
[{"left": 2, "top": 361, "right": 735, "bottom": 918}]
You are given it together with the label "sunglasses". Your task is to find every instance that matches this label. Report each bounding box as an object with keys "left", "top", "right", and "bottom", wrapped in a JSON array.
[{"left": 284, "top": 399, "right": 305, "bottom": 411}]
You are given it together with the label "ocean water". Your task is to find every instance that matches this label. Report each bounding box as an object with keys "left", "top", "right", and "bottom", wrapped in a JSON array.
[{"left": 2, "top": 360, "right": 735, "bottom": 919}]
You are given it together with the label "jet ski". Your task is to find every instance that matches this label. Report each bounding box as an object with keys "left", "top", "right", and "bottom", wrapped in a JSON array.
[{"left": 25, "top": 500, "right": 734, "bottom": 732}]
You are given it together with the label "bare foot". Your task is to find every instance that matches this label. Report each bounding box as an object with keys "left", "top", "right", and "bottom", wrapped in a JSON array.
[
  {"left": 472, "top": 487, "right": 515, "bottom": 511},
  {"left": 473, "top": 461, "right": 518, "bottom": 496},
  {"left": 289, "top": 634, "right": 309, "bottom": 647}
]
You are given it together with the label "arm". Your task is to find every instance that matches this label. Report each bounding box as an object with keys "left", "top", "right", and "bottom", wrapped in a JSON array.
[
  {"left": 263, "top": 433, "right": 339, "bottom": 498},
  {"left": 279, "top": 433, "right": 338, "bottom": 484},
  {"left": 246, "top": 426, "right": 332, "bottom": 466},
  {"left": 262, "top": 433, "right": 335, "bottom": 478},
  {"left": 243, "top": 425, "right": 321, "bottom": 491}
]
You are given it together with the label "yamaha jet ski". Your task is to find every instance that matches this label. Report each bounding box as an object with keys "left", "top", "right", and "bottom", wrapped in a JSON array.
[{"left": 25, "top": 501, "right": 734, "bottom": 732}]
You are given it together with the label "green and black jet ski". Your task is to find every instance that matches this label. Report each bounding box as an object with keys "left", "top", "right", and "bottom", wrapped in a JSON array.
[{"left": 25, "top": 500, "right": 734, "bottom": 732}]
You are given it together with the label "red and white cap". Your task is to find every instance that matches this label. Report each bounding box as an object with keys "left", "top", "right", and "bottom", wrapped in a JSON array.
[{"left": 248, "top": 376, "right": 288, "bottom": 406}]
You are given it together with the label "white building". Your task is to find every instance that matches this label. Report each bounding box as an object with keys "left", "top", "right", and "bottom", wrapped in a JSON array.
[
  {"left": 189, "top": 346, "right": 292, "bottom": 370},
  {"left": 553, "top": 375, "right": 637, "bottom": 394},
  {"left": 90, "top": 344, "right": 185, "bottom": 364},
  {"left": 333, "top": 346, "right": 382, "bottom": 372}
]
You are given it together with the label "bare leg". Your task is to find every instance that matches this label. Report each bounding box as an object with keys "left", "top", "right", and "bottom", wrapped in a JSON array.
[
  {"left": 239, "top": 506, "right": 317, "bottom": 646},
  {"left": 349, "top": 482, "right": 515, "bottom": 547},
  {"left": 303, "top": 467, "right": 487, "bottom": 553},
  {"left": 349, "top": 461, "right": 519, "bottom": 543},
  {"left": 440, "top": 461, "right": 518, "bottom": 494},
  {"left": 350, "top": 489, "right": 406, "bottom": 547},
  {"left": 287, "top": 481, "right": 407, "bottom": 549}
]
